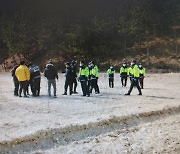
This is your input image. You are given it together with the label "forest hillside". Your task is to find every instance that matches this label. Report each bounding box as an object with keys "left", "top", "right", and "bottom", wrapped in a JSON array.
[{"left": 0, "top": 0, "right": 179, "bottom": 71}]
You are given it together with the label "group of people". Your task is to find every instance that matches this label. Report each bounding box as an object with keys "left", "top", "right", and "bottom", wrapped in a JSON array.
[
  {"left": 107, "top": 60, "right": 145, "bottom": 95},
  {"left": 11, "top": 61, "right": 41, "bottom": 97},
  {"left": 11, "top": 59, "right": 145, "bottom": 98}
]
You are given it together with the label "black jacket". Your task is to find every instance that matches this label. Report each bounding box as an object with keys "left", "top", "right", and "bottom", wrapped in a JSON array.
[
  {"left": 10, "top": 65, "right": 19, "bottom": 81},
  {"left": 65, "top": 67, "right": 74, "bottom": 81},
  {"left": 71, "top": 64, "right": 77, "bottom": 78},
  {"left": 44, "top": 64, "right": 58, "bottom": 80}
]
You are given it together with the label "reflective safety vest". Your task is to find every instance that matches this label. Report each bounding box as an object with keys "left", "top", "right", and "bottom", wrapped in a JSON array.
[
  {"left": 107, "top": 69, "right": 115, "bottom": 78},
  {"left": 120, "top": 67, "right": 128, "bottom": 75},
  {"left": 94, "top": 65, "right": 99, "bottom": 77},
  {"left": 90, "top": 67, "right": 98, "bottom": 79},
  {"left": 128, "top": 67, "right": 133, "bottom": 77},
  {"left": 79, "top": 67, "right": 89, "bottom": 77},
  {"left": 139, "top": 67, "right": 146, "bottom": 77},
  {"left": 132, "top": 65, "right": 140, "bottom": 78}
]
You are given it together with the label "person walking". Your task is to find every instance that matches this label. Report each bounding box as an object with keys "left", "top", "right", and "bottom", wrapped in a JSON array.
[
  {"left": 15, "top": 61, "right": 30, "bottom": 97},
  {"left": 107, "top": 65, "right": 115, "bottom": 88},
  {"left": 71, "top": 60, "right": 78, "bottom": 94},
  {"left": 125, "top": 60, "right": 142, "bottom": 95},
  {"left": 44, "top": 61, "right": 58, "bottom": 98},
  {"left": 120, "top": 62, "right": 128, "bottom": 87},
  {"left": 128, "top": 64, "right": 133, "bottom": 84},
  {"left": 10, "top": 63, "right": 19, "bottom": 96},
  {"left": 78, "top": 61, "right": 90, "bottom": 97},
  {"left": 62, "top": 62, "right": 73, "bottom": 95},
  {"left": 138, "top": 63, "right": 146, "bottom": 89},
  {"left": 29, "top": 63, "right": 41, "bottom": 96}
]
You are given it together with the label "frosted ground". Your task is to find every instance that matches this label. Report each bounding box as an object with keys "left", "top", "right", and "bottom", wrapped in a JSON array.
[{"left": 0, "top": 73, "right": 180, "bottom": 154}]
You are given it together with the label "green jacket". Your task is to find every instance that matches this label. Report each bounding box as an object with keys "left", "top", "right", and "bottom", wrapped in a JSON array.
[
  {"left": 128, "top": 67, "right": 133, "bottom": 77},
  {"left": 90, "top": 66, "right": 98, "bottom": 78},
  {"left": 120, "top": 67, "right": 128, "bottom": 76},
  {"left": 139, "top": 67, "right": 146, "bottom": 77},
  {"left": 132, "top": 65, "right": 140, "bottom": 78},
  {"left": 107, "top": 68, "right": 115, "bottom": 78},
  {"left": 79, "top": 66, "right": 89, "bottom": 77}
]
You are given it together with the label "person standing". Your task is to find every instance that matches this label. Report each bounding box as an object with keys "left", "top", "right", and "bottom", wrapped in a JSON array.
[
  {"left": 10, "top": 64, "right": 19, "bottom": 96},
  {"left": 107, "top": 65, "right": 115, "bottom": 88},
  {"left": 63, "top": 62, "right": 73, "bottom": 95},
  {"left": 44, "top": 61, "right": 58, "bottom": 98},
  {"left": 139, "top": 63, "right": 146, "bottom": 89},
  {"left": 125, "top": 60, "right": 142, "bottom": 95},
  {"left": 78, "top": 61, "right": 90, "bottom": 97},
  {"left": 29, "top": 63, "right": 41, "bottom": 96},
  {"left": 71, "top": 60, "right": 78, "bottom": 94},
  {"left": 91, "top": 61, "right": 100, "bottom": 94},
  {"left": 120, "top": 62, "right": 128, "bottom": 87},
  {"left": 89, "top": 63, "right": 99, "bottom": 93},
  {"left": 15, "top": 61, "right": 30, "bottom": 97}
]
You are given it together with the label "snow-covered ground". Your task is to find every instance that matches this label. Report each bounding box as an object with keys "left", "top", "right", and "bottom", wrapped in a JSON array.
[{"left": 0, "top": 72, "right": 180, "bottom": 154}]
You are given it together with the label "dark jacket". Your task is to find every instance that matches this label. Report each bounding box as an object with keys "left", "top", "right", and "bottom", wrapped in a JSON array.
[
  {"left": 44, "top": 64, "right": 58, "bottom": 80},
  {"left": 11, "top": 65, "right": 19, "bottom": 82},
  {"left": 65, "top": 67, "right": 74, "bottom": 81},
  {"left": 29, "top": 64, "right": 41, "bottom": 79},
  {"left": 71, "top": 64, "right": 77, "bottom": 78}
]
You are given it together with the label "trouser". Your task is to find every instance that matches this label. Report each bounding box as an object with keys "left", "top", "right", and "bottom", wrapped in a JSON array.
[
  {"left": 95, "top": 78, "right": 100, "bottom": 93},
  {"left": 13, "top": 79, "right": 19, "bottom": 96},
  {"left": 34, "top": 78, "right": 41, "bottom": 96},
  {"left": 90, "top": 79, "right": 98, "bottom": 93},
  {"left": 139, "top": 77, "right": 144, "bottom": 89},
  {"left": 109, "top": 78, "right": 114, "bottom": 88},
  {"left": 80, "top": 80, "right": 89, "bottom": 96},
  {"left": 127, "top": 78, "right": 142, "bottom": 95},
  {"left": 72, "top": 78, "right": 77, "bottom": 92},
  {"left": 87, "top": 80, "right": 91, "bottom": 92},
  {"left": 129, "top": 76, "right": 133, "bottom": 84},
  {"left": 121, "top": 76, "right": 127, "bottom": 87},
  {"left": 64, "top": 80, "right": 73, "bottom": 94},
  {"left": 19, "top": 81, "right": 28, "bottom": 96},
  {"left": 47, "top": 79, "right": 56, "bottom": 96},
  {"left": 27, "top": 79, "right": 34, "bottom": 95}
]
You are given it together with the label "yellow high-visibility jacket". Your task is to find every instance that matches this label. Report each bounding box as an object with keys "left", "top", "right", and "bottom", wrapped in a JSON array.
[
  {"left": 139, "top": 68, "right": 146, "bottom": 77},
  {"left": 132, "top": 65, "right": 140, "bottom": 78},
  {"left": 15, "top": 65, "right": 30, "bottom": 81}
]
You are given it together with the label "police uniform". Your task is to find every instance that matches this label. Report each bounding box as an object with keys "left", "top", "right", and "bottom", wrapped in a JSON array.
[
  {"left": 125, "top": 61, "right": 142, "bottom": 95},
  {"left": 107, "top": 67, "right": 115, "bottom": 88},
  {"left": 120, "top": 64, "right": 128, "bottom": 87},
  {"left": 89, "top": 66, "right": 99, "bottom": 93},
  {"left": 79, "top": 64, "right": 90, "bottom": 97},
  {"left": 139, "top": 64, "right": 146, "bottom": 89}
]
